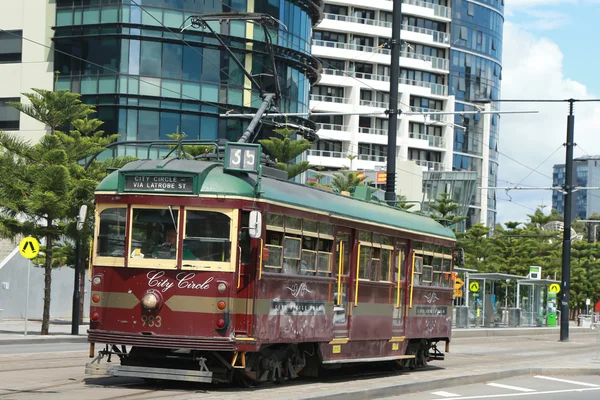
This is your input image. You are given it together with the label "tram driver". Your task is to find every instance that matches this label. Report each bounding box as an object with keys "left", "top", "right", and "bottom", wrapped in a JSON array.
[{"left": 152, "top": 228, "right": 198, "bottom": 260}]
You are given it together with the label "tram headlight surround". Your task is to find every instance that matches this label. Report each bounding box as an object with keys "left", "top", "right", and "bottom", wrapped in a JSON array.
[{"left": 141, "top": 290, "right": 162, "bottom": 311}]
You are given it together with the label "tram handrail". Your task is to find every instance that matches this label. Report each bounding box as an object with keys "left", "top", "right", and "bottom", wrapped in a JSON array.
[
  {"left": 354, "top": 244, "right": 361, "bottom": 307},
  {"left": 337, "top": 242, "right": 344, "bottom": 306},
  {"left": 237, "top": 245, "right": 242, "bottom": 289},
  {"left": 396, "top": 251, "right": 402, "bottom": 308},
  {"left": 258, "top": 239, "right": 264, "bottom": 280},
  {"left": 410, "top": 252, "right": 416, "bottom": 308}
]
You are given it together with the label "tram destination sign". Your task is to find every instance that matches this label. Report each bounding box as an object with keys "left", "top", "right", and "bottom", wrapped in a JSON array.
[{"left": 124, "top": 175, "right": 194, "bottom": 193}]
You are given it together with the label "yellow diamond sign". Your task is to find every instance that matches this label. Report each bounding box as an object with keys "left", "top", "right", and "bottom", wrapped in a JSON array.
[{"left": 19, "top": 236, "right": 40, "bottom": 259}]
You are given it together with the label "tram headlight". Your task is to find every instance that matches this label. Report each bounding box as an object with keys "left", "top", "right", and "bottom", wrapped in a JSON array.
[
  {"left": 217, "top": 282, "right": 227, "bottom": 293},
  {"left": 92, "top": 276, "right": 102, "bottom": 286},
  {"left": 141, "top": 292, "right": 159, "bottom": 310}
]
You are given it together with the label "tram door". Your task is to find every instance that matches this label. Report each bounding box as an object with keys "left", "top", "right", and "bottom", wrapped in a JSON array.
[
  {"left": 333, "top": 228, "right": 352, "bottom": 338},
  {"left": 392, "top": 241, "right": 408, "bottom": 337}
]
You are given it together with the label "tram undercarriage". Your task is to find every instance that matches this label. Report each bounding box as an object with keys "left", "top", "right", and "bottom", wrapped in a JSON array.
[
  {"left": 86, "top": 343, "right": 311, "bottom": 385},
  {"left": 85, "top": 339, "right": 445, "bottom": 385}
]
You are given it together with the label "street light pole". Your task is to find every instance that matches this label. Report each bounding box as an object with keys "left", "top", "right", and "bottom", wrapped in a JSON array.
[
  {"left": 560, "top": 99, "right": 575, "bottom": 342},
  {"left": 384, "top": 0, "right": 402, "bottom": 206},
  {"left": 72, "top": 205, "right": 88, "bottom": 335}
]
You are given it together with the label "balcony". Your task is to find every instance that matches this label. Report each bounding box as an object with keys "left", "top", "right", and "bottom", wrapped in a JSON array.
[
  {"left": 312, "top": 39, "right": 390, "bottom": 55},
  {"left": 399, "top": 0, "right": 452, "bottom": 19},
  {"left": 310, "top": 94, "right": 349, "bottom": 104},
  {"left": 323, "top": 13, "right": 391, "bottom": 28},
  {"left": 308, "top": 149, "right": 346, "bottom": 158},
  {"left": 318, "top": 123, "right": 348, "bottom": 131},
  {"left": 413, "top": 159, "right": 444, "bottom": 171},
  {"left": 410, "top": 107, "right": 446, "bottom": 121},
  {"left": 402, "top": 24, "right": 449, "bottom": 44},
  {"left": 409, "top": 132, "right": 445, "bottom": 148},
  {"left": 314, "top": 19, "right": 449, "bottom": 46},
  {"left": 400, "top": 51, "right": 449, "bottom": 71},
  {"left": 400, "top": 78, "right": 448, "bottom": 96},
  {"left": 358, "top": 154, "right": 387, "bottom": 163},
  {"left": 360, "top": 99, "right": 391, "bottom": 108},
  {"left": 359, "top": 127, "right": 388, "bottom": 136}
]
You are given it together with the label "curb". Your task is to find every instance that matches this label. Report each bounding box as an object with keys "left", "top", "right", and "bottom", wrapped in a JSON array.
[
  {"left": 0, "top": 336, "right": 88, "bottom": 345},
  {"left": 452, "top": 327, "right": 595, "bottom": 338},
  {"left": 300, "top": 367, "right": 600, "bottom": 400}
]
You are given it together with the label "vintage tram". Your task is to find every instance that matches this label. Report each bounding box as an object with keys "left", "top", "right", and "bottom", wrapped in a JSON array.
[{"left": 85, "top": 141, "right": 459, "bottom": 385}]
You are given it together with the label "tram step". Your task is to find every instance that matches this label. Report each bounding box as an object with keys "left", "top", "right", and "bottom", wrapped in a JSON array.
[{"left": 85, "top": 362, "right": 213, "bottom": 383}]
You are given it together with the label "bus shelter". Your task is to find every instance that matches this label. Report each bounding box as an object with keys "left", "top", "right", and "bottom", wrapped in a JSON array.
[
  {"left": 463, "top": 273, "right": 525, "bottom": 328},
  {"left": 516, "top": 278, "right": 560, "bottom": 327}
]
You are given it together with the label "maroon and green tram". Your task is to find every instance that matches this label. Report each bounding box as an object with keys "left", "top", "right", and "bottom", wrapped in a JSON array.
[{"left": 85, "top": 147, "right": 458, "bottom": 384}]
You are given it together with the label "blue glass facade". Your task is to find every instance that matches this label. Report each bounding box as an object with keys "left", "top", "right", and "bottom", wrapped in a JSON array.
[
  {"left": 450, "top": 0, "right": 503, "bottom": 228},
  {"left": 553, "top": 157, "right": 600, "bottom": 220},
  {"left": 52, "top": 0, "right": 322, "bottom": 150}
]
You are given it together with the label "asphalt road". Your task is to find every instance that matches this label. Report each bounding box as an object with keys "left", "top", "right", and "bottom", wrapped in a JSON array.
[
  {"left": 386, "top": 375, "right": 600, "bottom": 399},
  {"left": 0, "top": 333, "right": 599, "bottom": 400}
]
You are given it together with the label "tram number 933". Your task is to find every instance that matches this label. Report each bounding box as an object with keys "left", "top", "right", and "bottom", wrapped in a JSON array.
[{"left": 141, "top": 315, "right": 162, "bottom": 327}]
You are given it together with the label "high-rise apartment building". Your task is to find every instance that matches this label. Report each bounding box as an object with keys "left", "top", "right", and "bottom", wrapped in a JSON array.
[
  {"left": 308, "top": 0, "right": 503, "bottom": 228},
  {"left": 552, "top": 156, "right": 600, "bottom": 220}
]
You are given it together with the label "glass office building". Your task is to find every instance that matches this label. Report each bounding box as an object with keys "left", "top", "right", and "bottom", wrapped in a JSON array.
[
  {"left": 553, "top": 156, "right": 600, "bottom": 220},
  {"left": 52, "top": 0, "right": 323, "bottom": 152},
  {"left": 450, "top": 0, "right": 503, "bottom": 229}
]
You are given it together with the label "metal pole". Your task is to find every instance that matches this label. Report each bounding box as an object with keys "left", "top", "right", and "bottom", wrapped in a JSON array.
[
  {"left": 238, "top": 93, "right": 275, "bottom": 144},
  {"left": 72, "top": 235, "right": 81, "bottom": 335},
  {"left": 560, "top": 99, "right": 575, "bottom": 342},
  {"left": 384, "top": 0, "right": 402, "bottom": 206},
  {"left": 24, "top": 259, "right": 30, "bottom": 336}
]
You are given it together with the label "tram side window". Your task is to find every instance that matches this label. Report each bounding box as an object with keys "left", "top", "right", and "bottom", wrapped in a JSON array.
[
  {"left": 97, "top": 208, "right": 127, "bottom": 257},
  {"left": 413, "top": 256, "right": 423, "bottom": 285},
  {"left": 396, "top": 244, "right": 406, "bottom": 282},
  {"left": 283, "top": 235, "right": 301, "bottom": 274},
  {"left": 130, "top": 208, "right": 179, "bottom": 259},
  {"left": 184, "top": 210, "right": 231, "bottom": 262},
  {"left": 264, "top": 231, "right": 284, "bottom": 271},
  {"left": 422, "top": 254, "right": 434, "bottom": 284}
]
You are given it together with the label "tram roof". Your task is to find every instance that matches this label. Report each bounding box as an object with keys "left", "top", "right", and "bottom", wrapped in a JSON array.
[{"left": 96, "top": 159, "right": 456, "bottom": 241}]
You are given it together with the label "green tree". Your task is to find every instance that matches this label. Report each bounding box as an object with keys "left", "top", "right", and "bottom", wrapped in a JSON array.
[
  {"left": 0, "top": 130, "right": 115, "bottom": 334},
  {"left": 396, "top": 194, "right": 416, "bottom": 211},
  {"left": 259, "top": 126, "right": 312, "bottom": 179},
  {"left": 166, "top": 131, "right": 213, "bottom": 159},
  {"left": 331, "top": 170, "right": 365, "bottom": 193},
  {"left": 427, "top": 192, "right": 467, "bottom": 228},
  {"left": 8, "top": 89, "right": 95, "bottom": 135}
]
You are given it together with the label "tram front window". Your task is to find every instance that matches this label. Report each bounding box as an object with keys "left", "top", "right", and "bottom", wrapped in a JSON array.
[
  {"left": 130, "top": 208, "right": 180, "bottom": 259},
  {"left": 184, "top": 210, "right": 231, "bottom": 262},
  {"left": 97, "top": 208, "right": 127, "bottom": 257}
]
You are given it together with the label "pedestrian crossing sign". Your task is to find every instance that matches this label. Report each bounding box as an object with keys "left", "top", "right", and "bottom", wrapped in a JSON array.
[{"left": 19, "top": 236, "right": 40, "bottom": 259}]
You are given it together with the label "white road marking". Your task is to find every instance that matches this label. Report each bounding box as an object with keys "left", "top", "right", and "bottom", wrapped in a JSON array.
[
  {"left": 487, "top": 383, "right": 535, "bottom": 392},
  {"left": 431, "top": 391, "right": 461, "bottom": 397},
  {"left": 426, "top": 386, "right": 600, "bottom": 399},
  {"left": 534, "top": 375, "right": 600, "bottom": 387}
]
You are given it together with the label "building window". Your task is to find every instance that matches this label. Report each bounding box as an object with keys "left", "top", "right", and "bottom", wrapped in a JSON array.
[
  {"left": 0, "top": 30, "right": 23, "bottom": 64},
  {"left": 0, "top": 98, "right": 20, "bottom": 130}
]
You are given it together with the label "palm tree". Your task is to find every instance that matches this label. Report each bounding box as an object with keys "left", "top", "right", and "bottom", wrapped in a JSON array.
[
  {"left": 396, "top": 194, "right": 416, "bottom": 211},
  {"left": 331, "top": 170, "right": 365, "bottom": 192},
  {"left": 346, "top": 154, "right": 357, "bottom": 170}
]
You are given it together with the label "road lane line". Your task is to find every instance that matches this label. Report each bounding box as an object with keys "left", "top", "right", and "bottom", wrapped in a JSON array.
[
  {"left": 424, "top": 387, "right": 600, "bottom": 399},
  {"left": 487, "top": 383, "right": 535, "bottom": 392},
  {"left": 431, "top": 391, "right": 461, "bottom": 397},
  {"left": 534, "top": 375, "right": 600, "bottom": 387}
]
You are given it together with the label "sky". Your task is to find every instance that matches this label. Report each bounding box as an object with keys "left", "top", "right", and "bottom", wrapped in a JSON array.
[{"left": 494, "top": 0, "right": 600, "bottom": 226}]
